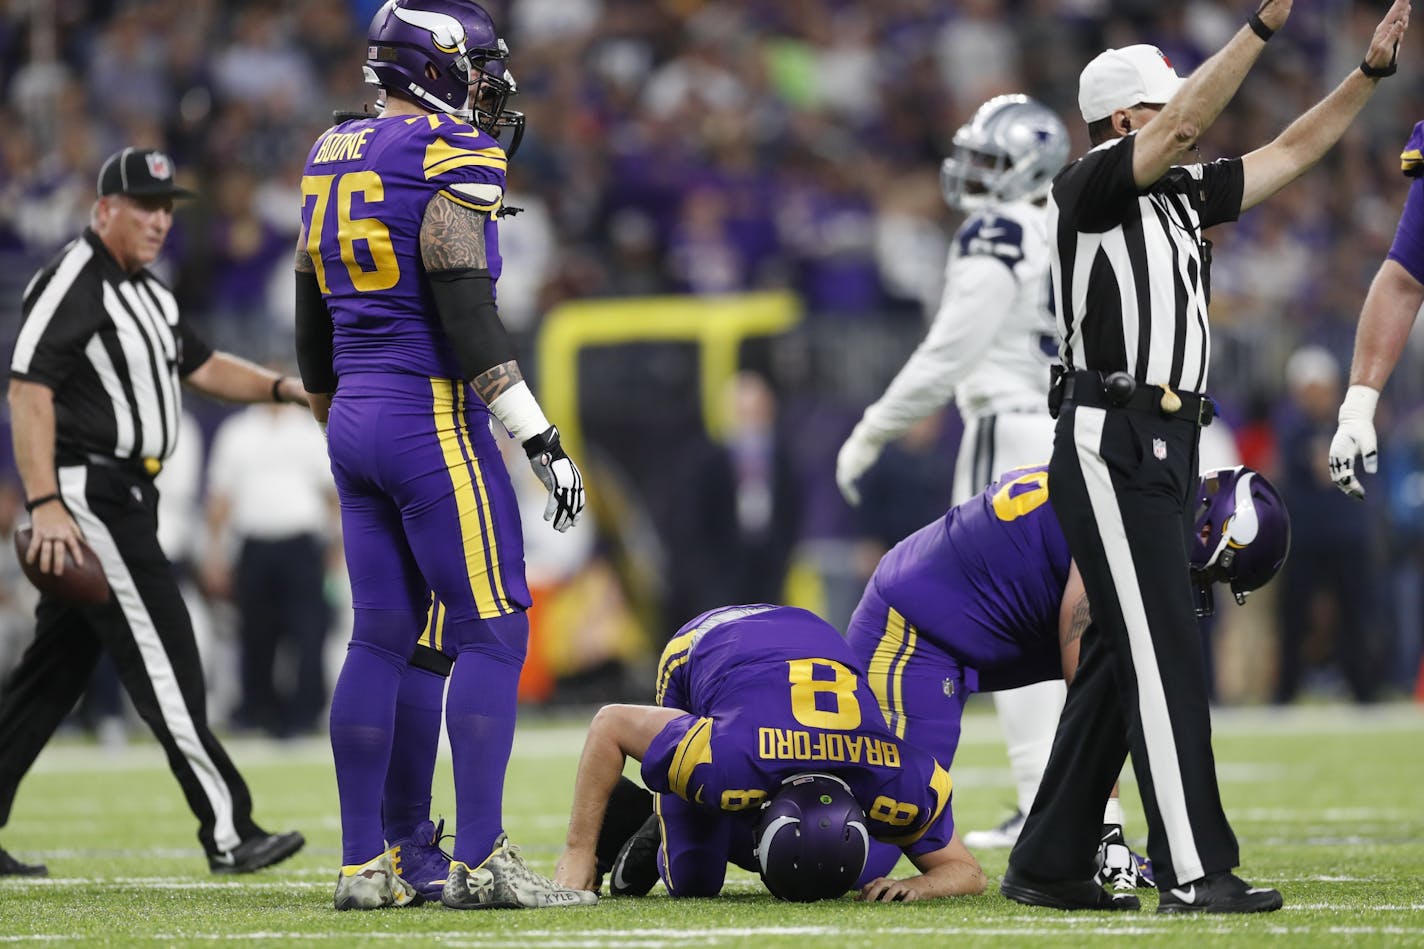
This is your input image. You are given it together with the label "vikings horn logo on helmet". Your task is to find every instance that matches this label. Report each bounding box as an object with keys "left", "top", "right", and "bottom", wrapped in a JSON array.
[{"left": 392, "top": 5, "right": 466, "bottom": 55}]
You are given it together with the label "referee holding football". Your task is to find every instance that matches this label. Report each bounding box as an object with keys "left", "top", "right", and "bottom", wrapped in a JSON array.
[
  {"left": 0, "top": 147, "right": 306, "bottom": 876},
  {"left": 1000, "top": 0, "right": 1410, "bottom": 914}
]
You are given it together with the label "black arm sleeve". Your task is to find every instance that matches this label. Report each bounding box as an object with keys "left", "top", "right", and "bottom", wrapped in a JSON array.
[
  {"left": 294, "top": 269, "right": 338, "bottom": 393},
  {"left": 426, "top": 267, "right": 516, "bottom": 379}
]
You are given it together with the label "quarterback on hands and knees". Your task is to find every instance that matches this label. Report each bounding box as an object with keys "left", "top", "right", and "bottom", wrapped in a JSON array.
[
  {"left": 1, "top": 147, "right": 306, "bottom": 877},
  {"left": 295, "top": 0, "right": 591, "bottom": 911},
  {"left": 1328, "top": 120, "right": 1424, "bottom": 499},
  {"left": 1002, "top": 0, "right": 1409, "bottom": 916}
]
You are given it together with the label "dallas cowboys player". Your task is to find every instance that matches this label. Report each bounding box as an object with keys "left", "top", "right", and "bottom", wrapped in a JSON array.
[
  {"left": 836, "top": 94, "right": 1076, "bottom": 850},
  {"left": 294, "top": 0, "right": 589, "bottom": 911}
]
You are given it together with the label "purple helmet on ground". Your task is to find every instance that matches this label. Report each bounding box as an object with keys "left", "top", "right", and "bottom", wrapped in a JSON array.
[
  {"left": 754, "top": 773, "right": 869, "bottom": 902},
  {"left": 1191, "top": 466, "right": 1291, "bottom": 611},
  {"left": 365, "top": 0, "right": 525, "bottom": 153}
]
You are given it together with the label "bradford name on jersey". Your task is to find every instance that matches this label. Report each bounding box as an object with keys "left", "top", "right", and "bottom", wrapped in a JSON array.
[
  {"left": 644, "top": 605, "right": 956, "bottom": 856},
  {"left": 298, "top": 113, "right": 507, "bottom": 379}
]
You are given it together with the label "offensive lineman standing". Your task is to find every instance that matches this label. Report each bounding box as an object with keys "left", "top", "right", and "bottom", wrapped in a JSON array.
[{"left": 294, "top": 0, "right": 590, "bottom": 910}]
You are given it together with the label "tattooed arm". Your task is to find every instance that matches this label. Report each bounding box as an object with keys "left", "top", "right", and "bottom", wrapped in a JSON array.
[
  {"left": 420, "top": 194, "right": 522, "bottom": 405},
  {"left": 1057, "top": 560, "right": 1091, "bottom": 683}
]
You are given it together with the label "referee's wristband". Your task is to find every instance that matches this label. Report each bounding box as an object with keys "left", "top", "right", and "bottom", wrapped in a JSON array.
[
  {"left": 1248, "top": 13, "right": 1273, "bottom": 41},
  {"left": 24, "top": 493, "right": 62, "bottom": 513},
  {"left": 271, "top": 376, "right": 286, "bottom": 403}
]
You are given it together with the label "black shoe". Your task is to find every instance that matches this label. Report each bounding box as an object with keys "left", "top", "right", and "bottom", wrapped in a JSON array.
[
  {"left": 0, "top": 847, "right": 47, "bottom": 877},
  {"left": 608, "top": 814, "right": 661, "bottom": 896},
  {"left": 1156, "top": 871, "right": 1282, "bottom": 914},
  {"left": 1001, "top": 865, "right": 1141, "bottom": 911},
  {"left": 209, "top": 830, "right": 306, "bottom": 874}
]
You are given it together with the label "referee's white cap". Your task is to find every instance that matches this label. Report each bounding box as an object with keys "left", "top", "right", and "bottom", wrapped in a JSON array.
[{"left": 1078, "top": 45, "right": 1186, "bottom": 123}]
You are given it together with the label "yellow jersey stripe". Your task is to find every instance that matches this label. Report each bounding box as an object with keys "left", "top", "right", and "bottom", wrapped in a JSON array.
[
  {"left": 881, "top": 761, "right": 954, "bottom": 848},
  {"left": 453, "top": 384, "right": 511, "bottom": 612},
  {"left": 667, "top": 716, "right": 713, "bottom": 800},
  {"left": 656, "top": 629, "right": 699, "bottom": 705},
  {"left": 433, "top": 597, "right": 447, "bottom": 652},
  {"left": 438, "top": 189, "right": 501, "bottom": 213},
  {"left": 431, "top": 379, "right": 499, "bottom": 617}
]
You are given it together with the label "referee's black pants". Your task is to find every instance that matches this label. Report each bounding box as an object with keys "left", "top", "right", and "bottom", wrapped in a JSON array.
[
  {"left": 1008, "top": 401, "right": 1238, "bottom": 890},
  {"left": 0, "top": 463, "right": 262, "bottom": 858}
]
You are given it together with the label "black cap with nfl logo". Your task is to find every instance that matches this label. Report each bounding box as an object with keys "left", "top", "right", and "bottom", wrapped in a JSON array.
[{"left": 97, "top": 147, "right": 195, "bottom": 199}]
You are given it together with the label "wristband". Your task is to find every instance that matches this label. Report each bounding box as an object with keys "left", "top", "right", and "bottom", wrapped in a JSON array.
[
  {"left": 1338, "top": 384, "right": 1381, "bottom": 421},
  {"left": 1360, "top": 57, "right": 1397, "bottom": 79},
  {"left": 1248, "top": 13, "right": 1273, "bottom": 41},
  {"left": 24, "top": 493, "right": 62, "bottom": 513},
  {"left": 271, "top": 376, "right": 285, "bottom": 403},
  {"left": 487, "top": 380, "right": 551, "bottom": 443}
]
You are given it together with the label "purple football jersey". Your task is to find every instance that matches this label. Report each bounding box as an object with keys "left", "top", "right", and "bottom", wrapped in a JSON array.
[
  {"left": 1389, "top": 122, "right": 1424, "bottom": 284},
  {"left": 644, "top": 605, "right": 955, "bottom": 857},
  {"left": 862, "top": 464, "right": 1071, "bottom": 688},
  {"left": 299, "top": 113, "right": 507, "bottom": 378}
]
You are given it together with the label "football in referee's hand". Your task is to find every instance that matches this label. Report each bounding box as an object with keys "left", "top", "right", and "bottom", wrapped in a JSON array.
[{"left": 12, "top": 527, "right": 111, "bottom": 605}]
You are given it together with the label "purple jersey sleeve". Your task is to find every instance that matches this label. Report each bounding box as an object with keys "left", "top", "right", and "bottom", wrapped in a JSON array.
[
  {"left": 1387, "top": 179, "right": 1424, "bottom": 285},
  {"left": 298, "top": 114, "right": 508, "bottom": 379}
]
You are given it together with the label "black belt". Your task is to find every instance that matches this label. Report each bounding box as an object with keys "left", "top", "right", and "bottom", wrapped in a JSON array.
[
  {"left": 82, "top": 453, "right": 163, "bottom": 478},
  {"left": 1057, "top": 370, "right": 1215, "bottom": 427}
]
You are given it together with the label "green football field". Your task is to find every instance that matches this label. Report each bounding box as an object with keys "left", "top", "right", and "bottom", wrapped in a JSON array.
[{"left": 1, "top": 702, "right": 1421, "bottom": 947}]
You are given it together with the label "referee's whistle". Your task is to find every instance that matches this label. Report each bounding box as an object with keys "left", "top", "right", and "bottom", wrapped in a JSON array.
[{"left": 1158, "top": 384, "right": 1182, "bottom": 414}]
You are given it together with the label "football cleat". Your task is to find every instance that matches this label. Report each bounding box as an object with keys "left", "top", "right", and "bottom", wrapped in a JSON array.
[
  {"left": 609, "top": 813, "right": 661, "bottom": 896},
  {"left": 1156, "top": 871, "right": 1283, "bottom": 914},
  {"left": 1001, "top": 865, "right": 1141, "bottom": 911},
  {"left": 390, "top": 819, "right": 453, "bottom": 902},
  {"left": 333, "top": 847, "right": 420, "bottom": 911},
  {"left": 965, "top": 809, "right": 1024, "bottom": 849},
  {"left": 209, "top": 830, "right": 305, "bottom": 874},
  {"left": 1093, "top": 825, "right": 1154, "bottom": 890},
  {"left": 443, "top": 834, "right": 598, "bottom": 909},
  {"left": 0, "top": 846, "right": 47, "bottom": 877}
]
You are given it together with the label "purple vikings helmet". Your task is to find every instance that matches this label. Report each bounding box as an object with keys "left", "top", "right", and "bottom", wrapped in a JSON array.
[
  {"left": 365, "top": 0, "right": 525, "bottom": 154},
  {"left": 1191, "top": 466, "right": 1291, "bottom": 613},
  {"left": 754, "top": 773, "right": 870, "bottom": 902}
]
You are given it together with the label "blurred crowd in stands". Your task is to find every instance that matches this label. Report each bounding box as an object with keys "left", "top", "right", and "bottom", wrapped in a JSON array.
[{"left": 1, "top": 0, "right": 1421, "bottom": 731}]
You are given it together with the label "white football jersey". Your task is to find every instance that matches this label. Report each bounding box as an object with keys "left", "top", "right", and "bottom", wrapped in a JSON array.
[{"left": 855, "top": 199, "right": 1056, "bottom": 442}]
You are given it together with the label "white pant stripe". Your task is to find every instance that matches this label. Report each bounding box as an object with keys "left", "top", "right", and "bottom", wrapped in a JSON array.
[
  {"left": 1070, "top": 407, "right": 1204, "bottom": 882},
  {"left": 59, "top": 466, "right": 242, "bottom": 852}
]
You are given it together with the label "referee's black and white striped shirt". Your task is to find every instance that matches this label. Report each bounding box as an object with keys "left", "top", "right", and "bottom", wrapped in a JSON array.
[
  {"left": 1048, "top": 135, "right": 1244, "bottom": 394},
  {"left": 10, "top": 228, "right": 212, "bottom": 466}
]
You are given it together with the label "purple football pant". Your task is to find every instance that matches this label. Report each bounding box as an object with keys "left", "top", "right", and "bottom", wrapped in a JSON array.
[
  {"left": 326, "top": 374, "right": 531, "bottom": 865},
  {"left": 846, "top": 585, "right": 972, "bottom": 879}
]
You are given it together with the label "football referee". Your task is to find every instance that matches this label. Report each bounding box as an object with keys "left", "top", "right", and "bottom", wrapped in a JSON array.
[
  {"left": 0, "top": 148, "right": 306, "bottom": 876},
  {"left": 1001, "top": 0, "right": 1410, "bottom": 915}
]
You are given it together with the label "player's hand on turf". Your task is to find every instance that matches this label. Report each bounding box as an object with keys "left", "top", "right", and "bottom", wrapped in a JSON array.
[
  {"left": 523, "top": 425, "right": 585, "bottom": 532},
  {"left": 26, "top": 502, "right": 85, "bottom": 576},
  {"left": 836, "top": 426, "right": 883, "bottom": 507},
  {"left": 1254, "top": 0, "right": 1293, "bottom": 33},
  {"left": 1329, "top": 385, "right": 1380, "bottom": 500},
  {"left": 1364, "top": 0, "right": 1410, "bottom": 72},
  {"left": 858, "top": 876, "right": 921, "bottom": 903},
  {"left": 552, "top": 847, "right": 597, "bottom": 893}
]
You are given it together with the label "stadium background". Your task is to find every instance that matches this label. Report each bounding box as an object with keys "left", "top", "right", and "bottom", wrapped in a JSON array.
[{"left": 0, "top": 0, "right": 1421, "bottom": 728}]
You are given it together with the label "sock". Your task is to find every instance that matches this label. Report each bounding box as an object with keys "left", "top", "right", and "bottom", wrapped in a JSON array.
[
  {"left": 992, "top": 680, "right": 1067, "bottom": 814},
  {"left": 382, "top": 664, "right": 447, "bottom": 844},
  {"left": 330, "top": 609, "right": 416, "bottom": 866},
  {"left": 1102, "top": 796, "right": 1124, "bottom": 828},
  {"left": 446, "top": 612, "right": 528, "bottom": 865}
]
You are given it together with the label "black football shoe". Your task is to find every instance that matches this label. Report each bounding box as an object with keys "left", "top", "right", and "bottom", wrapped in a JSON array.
[
  {"left": 209, "top": 830, "right": 306, "bottom": 874},
  {"left": 1156, "top": 871, "right": 1283, "bottom": 914},
  {"left": 1001, "top": 865, "right": 1141, "bottom": 911},
  {"left": 0, "top": 846, "right": 47, "bottom": 877},
  {"left": 608, "top": 814, "right": 661, "bottom": 897}
]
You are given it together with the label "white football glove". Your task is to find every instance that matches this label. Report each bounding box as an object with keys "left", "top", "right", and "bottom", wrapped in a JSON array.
[
  {"left": 836, "top": 425, "right": 886, "bottom": 507},
  {"left": 523, "top": 426, "right": 585, "bottom": 532},
  {"left": 1328, "top": 384, "right": 1380, "bottom": 500}
]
